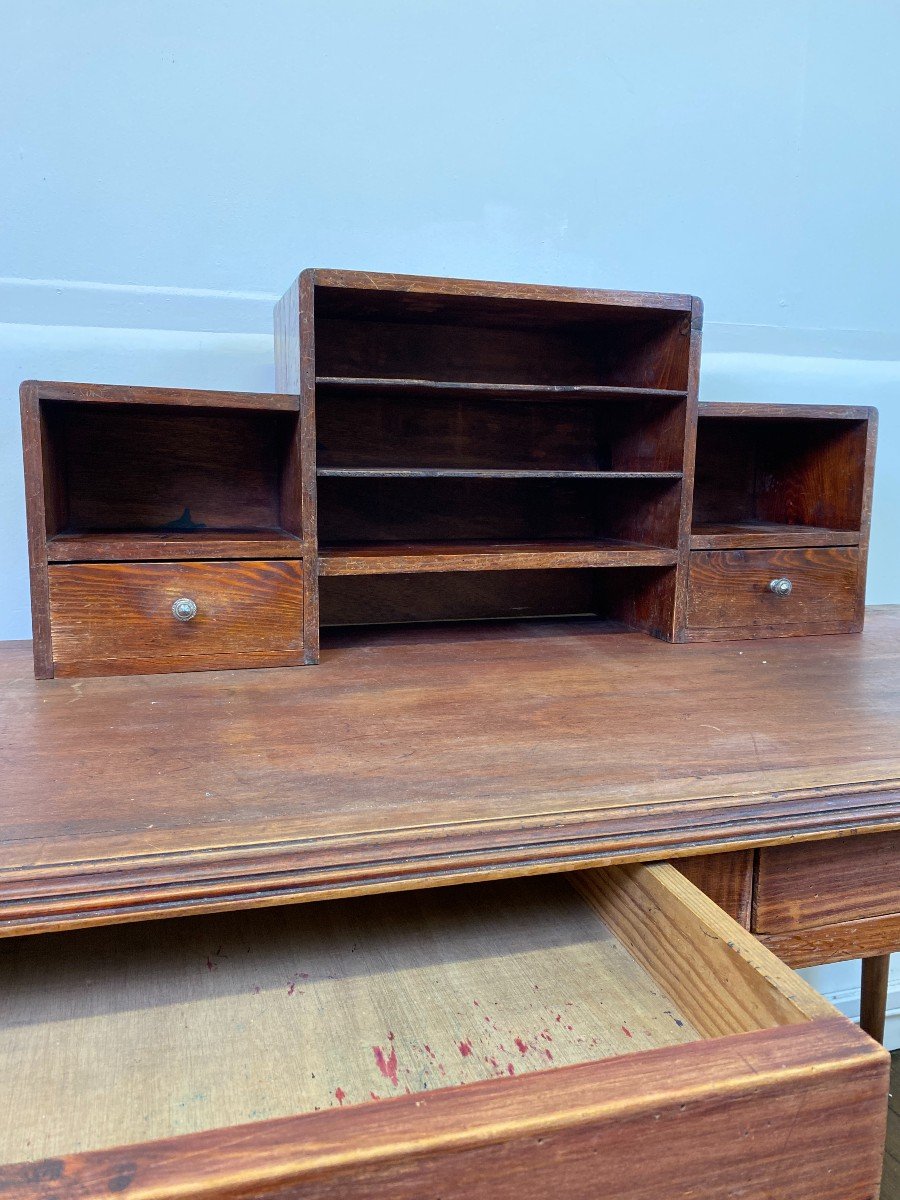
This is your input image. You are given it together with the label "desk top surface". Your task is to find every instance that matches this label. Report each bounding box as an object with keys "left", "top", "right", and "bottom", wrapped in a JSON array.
[{"left": 2, "top": 608, "right": 899, "bottom": 936}]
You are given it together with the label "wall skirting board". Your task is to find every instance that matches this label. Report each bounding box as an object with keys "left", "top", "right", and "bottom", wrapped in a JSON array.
[{"left": 0, "top": 311, "right": 897, "bottom": 1042}]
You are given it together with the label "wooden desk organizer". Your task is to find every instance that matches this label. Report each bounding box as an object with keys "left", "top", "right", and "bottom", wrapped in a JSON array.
[{"left": 21, "top": 272, "right": 877, "bottom": 677}]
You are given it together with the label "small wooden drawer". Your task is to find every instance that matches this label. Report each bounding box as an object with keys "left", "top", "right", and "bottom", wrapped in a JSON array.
[
  {"left": 753, "top": 832, "right": 900, "bottom": 965},
  {"left": 48, "top": 559, "right": 304, "bottom": 676},
  {"left": 687, "top": 546, "right": 861, "bottom": 639},
  {"left": 0, "top": 866, "right": 887, "bottom": 1199}
]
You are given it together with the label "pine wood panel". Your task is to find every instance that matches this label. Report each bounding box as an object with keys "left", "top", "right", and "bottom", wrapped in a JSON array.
[
  {"left": 0, "top": 873, "right": 702, "bottom": 1163},
  {"left": 48, "top": 560, "right": 304, "bottom": 676},
  {"left": 0, "top": 610, "right": 898, "bottom": 935}
]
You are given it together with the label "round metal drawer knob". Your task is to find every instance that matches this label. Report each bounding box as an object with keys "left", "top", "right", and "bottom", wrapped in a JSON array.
[
  {"left": 172, "top": 597, "right": 198, "bottom": 622},
  {"left": 768, "top": 577, "right": 793, "bottom": 597}
]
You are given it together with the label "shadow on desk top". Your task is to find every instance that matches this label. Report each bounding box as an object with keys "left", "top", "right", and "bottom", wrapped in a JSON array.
[{"left": 0, "top": 606, "right": 898, "bottom": 937}]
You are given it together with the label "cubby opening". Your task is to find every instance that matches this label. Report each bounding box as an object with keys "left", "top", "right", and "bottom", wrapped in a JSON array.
[
  {"left": 316, "top": 384, "right": 687, "bottom": 474},
  {"left": 691, "top": 415, "right": 869, "bottom": 549},
  {"left": 319, "top": 565, "right": 677, "bottom": 630},
  {"left": 313, "top": 285, "right": 691, "bottom": 391},
  {"left": 41, "top": 401, "right": 303, "bottom": 561},
  {"left": 317, "top": 476, "right": 683, "bottom": 575}
]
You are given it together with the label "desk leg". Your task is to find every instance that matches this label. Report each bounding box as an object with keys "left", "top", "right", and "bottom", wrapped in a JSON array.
[{"left": 860, "top": 953, "right": 890, "bottom": 1043}]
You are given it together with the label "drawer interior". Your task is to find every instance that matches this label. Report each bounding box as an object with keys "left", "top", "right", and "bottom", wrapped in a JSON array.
[{"left": 0, "top": 864, "right": 836, "bottom": 1167}]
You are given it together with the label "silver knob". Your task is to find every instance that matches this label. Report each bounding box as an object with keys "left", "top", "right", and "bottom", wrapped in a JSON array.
[
  {"left": 172, "top": 597, "right": 198, "bottom": 621},
  {"left": 768, "top": 578, "right": 792, "bottom": 597}
]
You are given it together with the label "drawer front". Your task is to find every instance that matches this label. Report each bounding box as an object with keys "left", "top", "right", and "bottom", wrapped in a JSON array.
[
  {"left": 0, "top": 867, "right": 888, "bottom": 1200},
  {"left": 755, "top": 832, "right": 900, "bottom": 932},
  {"left": 688, "top": 546, "right": 860, "bottom": 637},
  {"left": 48, "top": 559, "right": 304, "bottom": 675}
]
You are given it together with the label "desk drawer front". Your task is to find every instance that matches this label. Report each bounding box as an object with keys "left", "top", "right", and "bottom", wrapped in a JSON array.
[
  {"left": 48, "top": 559, "right": 304, "bottom": 675},
  {"left": 0, "top": 867, "right": 887, "bottom": 1200},
  {"left": 754, "top": 832, "right": 900, "bottom": 932},
  {"left": 688, "top": 546, "right": 860, "bottom": 637}
]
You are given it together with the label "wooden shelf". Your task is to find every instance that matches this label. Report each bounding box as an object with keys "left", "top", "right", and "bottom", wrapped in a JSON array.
[
  {"left": 47, "top": 528, "right": 303, "bottom": 563},
  {"left": 690, "top": 522, "right": 861, "bottom": 551},
  {"left": 319, "top": 539, "right": 678, "bottom": 575},
  {"left": 318, "top": 468, "right": 683, "bottom": 480},
  {"left": 316, "top": 377, "right": 687, "bottom": 402}
]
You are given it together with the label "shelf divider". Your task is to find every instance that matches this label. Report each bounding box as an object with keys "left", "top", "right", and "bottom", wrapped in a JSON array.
[
  {"left": 319, "top": 539, "right": 678, "bottom": 576},
  {"left": 47, "top": 528, "right": 303, "bottom": 563},
  {"left": 689, "top": 522, "right": 861, "bottom": 551},
  {"left": 316, "top": 376, "right": 687, "bottom": 402},
  {"left": 317, "top": 468, "right": 683, "bottom": 480}
]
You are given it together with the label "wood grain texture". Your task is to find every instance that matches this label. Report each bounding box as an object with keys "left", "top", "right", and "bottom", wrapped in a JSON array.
[
  {"left": 861, "top": 954, "right": 891, "bottom": 1044},
  {"left": 0, "top": 1020, "right": 886, "bottom": 1200},
  {"left": 754, "top": 831, "right": 900, "bottom": 931},
  {"left": 687, "top": 547, "right": 860, "bottom": 637},
  {"left": 0, "top": 607, "right": 898, "bottom": 935},
  {"left": 690, "top": 522, "right": 861, "bottom": 550},
  {"left": 48, "top": 560, "right": 304, "bottom": 676},
  {"left": 759, "top": 913, "right": 900, "bottom": 968},
  {"left": 20, "top": 380, "right": 300, "bottom": 411},
  {"left": 0, "top": 864, "right": 890, "bottom": 1199},
  {"left": 0, "top": 872, "right": 703, "bottom": 1162},
  {"left": 46, "top": 529, "right": 303, "bottom": 562},
  {"left": 19, "top": 383, "right": 53, "bottom": 677},
  {"left": 277, "top": 269, "right": 700, "bottom": 644},
  {"left": 571, "top": 864, "right": 834, "bottom": 1037},
  {"left": 675, "top": 850, "right": 754, "bottom": 925},
  {"left": 318, "top": 540, "right": 678, "bottom": 575},
  {"left": 19, "top": 380, "right": 316, "bottom": 675}
]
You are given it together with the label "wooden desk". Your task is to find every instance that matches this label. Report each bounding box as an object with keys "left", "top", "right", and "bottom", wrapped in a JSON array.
[
  {"left": 1, "top": 607, "right": 898, "bottom": 937},
  {"left": 1, "top": 610, "right": 898, "bottom": 1198}
]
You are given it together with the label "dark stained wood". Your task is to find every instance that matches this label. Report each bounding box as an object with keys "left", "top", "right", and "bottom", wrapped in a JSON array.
[
  {"left": 317, "top": 387, "right": 686, "bottom": 473},
  {"left": 687, "top": 547, "right": 861, "bottom": 638},
  {"left": 754, "top": 832, "right": 900, "bottom": 931},
  {"left": 21, "top": 379, "right": 300, "bottom": 411},
  {"left": 691, "top": 522, "right": 861, "bottom": 550},
  {"left": 759, "top": 914, "right": 900, "bottom": 968},
  {"left": 274, "top": 271, "right": 702, "bottom": 646},
  {"left": 316, "top": 467, "right": 683, "bottom": 479},
  {"left": 676, "top": 850, "right": 754, "bottom": 926},
  {"left": 19, "top": 382, "right": 54, "bottom": 677},
  {"left": 0, "top": 607, "right": 898, "bottom": 936},
  {"left": 48, "top": 560, "right": 304, "bottom": 676},
  {"left": 690, "top": 404, "right": 876, "bottom": 639},
  {"left": 861, "top": 954, "right": 891, "bottom": 1044},
  {"left": 19, "top": 381, "right": 314, "bottom": 676},
  {"left": 0, "top": 1021, "right": 886, "bottom": 1200},
  {"left": 318, "top": 540, "right": 678, "bottom": 575},
  {"left": 47, "top": 529, "right": 303, "bottom": 562},
  {"left": 316, "top": 376, "right": 688, "bottom": 399},
  {"left": 317, "top": 474, "right": 681, "bottom": 547}
]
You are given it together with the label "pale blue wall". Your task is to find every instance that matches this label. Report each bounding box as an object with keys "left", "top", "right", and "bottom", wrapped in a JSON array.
[{"left": 0, "top": 1, "right": 898, "bottom": 1035}]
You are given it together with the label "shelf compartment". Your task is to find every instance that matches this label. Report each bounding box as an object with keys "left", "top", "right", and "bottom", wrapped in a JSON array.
[
  {"left": 319, "top": 539, "right": 678, "bottom": 576},
  {"left": 313, "top": 284, "right": 692, "bottom": 390},
  {"left": 319, "top": 475, "right": 683, "bottom": 555},
  {"left": 316, "top": 385, "right": 687, "bottom": 474},
  {"left": 39, "top": 401, "right": 302, "bottom": 542},
  {"left": 47, "top": 528, "right": 303, "bottom": 563},
  {"left": 318, "top": 468, "right": 683, "bottom": 480},
  {"left": 692, "top": 413, "right": 871, "bottom": 538},
  {"left": 690, "top": 522, "right": 861, "bottom": 551},
  {"left": 317, "top": 376, "right": 687, "bottom": 401}
]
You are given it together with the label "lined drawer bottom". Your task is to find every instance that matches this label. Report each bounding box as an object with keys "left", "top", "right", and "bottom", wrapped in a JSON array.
[{"left": 0, "top": 866, "right": 888, "bottom": 1199}]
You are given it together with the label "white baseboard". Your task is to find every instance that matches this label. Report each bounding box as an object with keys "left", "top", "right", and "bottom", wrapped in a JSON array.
[{"left": 815, "top": 983, "right": 900, "bottom": 1051}]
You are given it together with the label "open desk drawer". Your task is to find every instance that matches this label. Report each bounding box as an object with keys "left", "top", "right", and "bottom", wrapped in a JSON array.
[{"left": 0, "top": 865, "right": 888, "bottom": 1200}]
